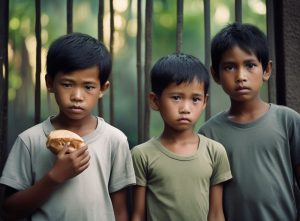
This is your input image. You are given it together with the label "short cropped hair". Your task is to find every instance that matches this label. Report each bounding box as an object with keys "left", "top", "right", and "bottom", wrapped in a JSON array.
[
  {"left": 211, "top": 22, "right": 269, "bottom": 81},
  {"left": 151, "top": 53, "right": 209, "bottom": 96},
  {"left": 46, "top": 32, "right": 112, "bottom": 86}
]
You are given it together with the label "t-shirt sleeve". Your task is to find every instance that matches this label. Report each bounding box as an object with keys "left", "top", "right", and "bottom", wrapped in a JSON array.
[
  {"left": 0, "top": 136, "right": 33, "bottom": 190},
  {"left": 108, "top": 138, "right": 136, "bottom": 193},
  {"left": 289, "top": 109, "right": 300, "bottom": 166},
  {"left": 131, "top": 147, "right": 147, "bottom": 186},
  {"left": 210, "top": 142, "right": 232, "bottom": 186}
]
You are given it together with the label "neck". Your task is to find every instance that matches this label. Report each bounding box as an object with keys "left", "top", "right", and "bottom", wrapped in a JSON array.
[
  {"left": 228, "top": 99, "right": 270, "bottom": 123},
  {"left": 160, "top": 127, "right": 197, "bottom": 143},
  {"left": 51, "top": 114, "right": 97, "bottom": 136}
]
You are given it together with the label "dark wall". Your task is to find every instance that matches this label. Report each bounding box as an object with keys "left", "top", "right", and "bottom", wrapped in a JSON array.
[{"left": 274, "top": 0, "right": 300, "bottom": 112}]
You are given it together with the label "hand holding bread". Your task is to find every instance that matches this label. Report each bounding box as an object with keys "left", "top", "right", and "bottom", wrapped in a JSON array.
[
  {"left": 46, "top": 129, "right": 86, "bottom": 154},
  {"left": 46, "top": 130, "right": 90, "bottom": 184}
]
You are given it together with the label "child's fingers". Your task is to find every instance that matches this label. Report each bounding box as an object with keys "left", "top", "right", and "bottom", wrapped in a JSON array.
[
  {"left": 72, "top": 145, "right": 89, "bottom": 156},
  {"left": 57, "top": 142, "right": 71, "bottom": 156}
]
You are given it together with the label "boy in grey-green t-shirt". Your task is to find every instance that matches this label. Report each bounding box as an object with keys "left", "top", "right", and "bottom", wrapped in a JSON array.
[{"left": 199, "top": 22, "right": 300, "bottom": 221}]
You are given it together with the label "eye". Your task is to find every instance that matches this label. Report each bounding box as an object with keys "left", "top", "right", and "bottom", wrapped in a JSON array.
[
  {"left": 85, "top": 85, "right": 96, "bottom": 91},
  {"left": 223, "top": 64, "right": 235, "bottom": 72},
  {"left": 171, "top": 95, "right": 181, "bottom": 101},
  {"left": 61, "top": 82, "right": 72, "bottom": 88},
  {"left": 192, "top": 97, "right": 201, "bottom": 103},
  {"left": 246, "top": 63, "right": 257, "bottom": 69}
]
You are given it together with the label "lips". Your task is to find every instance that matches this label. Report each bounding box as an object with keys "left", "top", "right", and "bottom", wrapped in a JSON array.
[
  {"left": 178, "top": 118, "right": 190, "bottom": 123},
  {"left": 235, "top": 86, "right": 250, "bottom": 93},
  {"left": 69, "top": 106, "right": 84, "bottom": 113}
]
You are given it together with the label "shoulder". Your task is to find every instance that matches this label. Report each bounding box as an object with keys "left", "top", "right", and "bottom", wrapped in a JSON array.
[
  {"left": 201, "top": 112, "right": 227, "bottom": 127},
  {"left": 270, "top": 104, "right": 300, "bottom": 118},
  {"left": 131, "top": 139, "right": 161, "bottom": 162},
  {"left": 200, "top": 134, "right": 227, "bottom": 156},
  {"left": 17, "top": 119, "right": 49, "bottom": 147},
  {"left": 269, "top": 104, "right": 300, "bottom": 130},
  {"left": 97, "top": 117, "right": 128, "bottom": 142},
  {"left": 131, "top": 139, "right": 157, "bottom": 156},
  {"left": 199, "top": 112, "right": 227, "bottom": 134}
]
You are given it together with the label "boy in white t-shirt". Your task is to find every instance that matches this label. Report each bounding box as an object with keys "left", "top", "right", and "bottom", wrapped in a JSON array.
[{"left": 0, "top": 33, "right": 136, "bottom": 221}]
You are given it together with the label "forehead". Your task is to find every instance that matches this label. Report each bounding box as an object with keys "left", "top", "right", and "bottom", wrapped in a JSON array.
[
  {"left": 55, "top": 66, "right": 100, "bottom": 82},
  {"left": 164, "top": 79, "right": 205, "bottom": 94},
  {"left": 221, "top": 46, "right": 259, "bottom": 62}
]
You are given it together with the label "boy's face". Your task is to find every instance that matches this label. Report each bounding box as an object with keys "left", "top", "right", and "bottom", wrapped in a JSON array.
[
  {"left": 46, "top": 66, "right": 109, "bottom": 121},
  {"left": 214, "top": 46, "right": 271, "bottom": 103},
  {"left": 150, "top": 79, "right": 207, "bottom": 132}
]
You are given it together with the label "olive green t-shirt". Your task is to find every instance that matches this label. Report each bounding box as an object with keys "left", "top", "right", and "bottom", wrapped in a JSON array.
[
  {"left": 131, "top": 134, "right": 232, "bottom": 221},
  {"left": 199, "top": 104, "right": 300, "bottom": 221}
]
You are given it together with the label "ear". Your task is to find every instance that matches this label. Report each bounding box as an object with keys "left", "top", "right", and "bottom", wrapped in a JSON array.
[
  {"left": 210, "top": 66, "right": 220, "bottom": 84},
  {"left": 262, "top": 60, "right": 272, "bottom": 81},
  {"left": 99, "top": 81, "right": 110, "bottom": 99},
  {"left": 203, "top": 94, "right": 209, "bottom": 108},
  {"left": 45, "top": 74, "right": 54, "bottom": 93},
  {"left": 149, "top": 92, "right": 159, "bottom": 111}
]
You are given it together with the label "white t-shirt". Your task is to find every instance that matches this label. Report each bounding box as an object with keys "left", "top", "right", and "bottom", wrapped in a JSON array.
[{"left": 0, "top": 117, "right": 136, "bottom": 221}]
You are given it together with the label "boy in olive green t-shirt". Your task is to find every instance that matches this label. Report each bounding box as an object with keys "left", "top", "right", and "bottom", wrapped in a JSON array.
[{"left": 131, "top": 53, "right": 232, "bottom": 221}]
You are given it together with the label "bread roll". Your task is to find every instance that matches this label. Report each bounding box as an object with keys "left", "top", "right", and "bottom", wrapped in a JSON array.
[{"left": 46, "top": 129, "right": 85, "bottom": 154}]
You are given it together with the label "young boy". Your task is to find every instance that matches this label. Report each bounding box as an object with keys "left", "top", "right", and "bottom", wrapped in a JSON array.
[
  {"left": 199, "top": 22, "right": 300, "bottom": 221},
  {"left": 131, "top": 53, "right": 232, "bottom": 221},
  {"left": 0, "top": 33, "right": 136, "bottom": 221}
]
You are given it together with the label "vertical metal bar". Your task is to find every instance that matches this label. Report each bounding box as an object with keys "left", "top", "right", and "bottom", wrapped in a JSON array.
[
  {"left": 67, "top": 0, "right": 73, "bottom": 34},
  {"left": 98, "top": 0, "right": 104, "bottom": 116},
  {"left": 0, "top": 0, "right": 9, "bottom": 172},
  {"left": 266, "top": 0, "right": 277, "bottom": 103},
  {"left": 144, "top": 0, "right": 153, "bottom": 141},
  {"left": 273, "top": 0, "right": 286, "bottom": 106},
  {"left": 137, "top": 0, "right": 144, "bottom": 143},
  {"left": 109, "top": 0, "right": 115, "bottom": 125},
  {"left": 235, "top": 0, "right": 242, "bottom": 23},
  {"left": 203, "top": 0, "right": 211, "bottom": 119},
  {"left": 35, "top": 0, "right": 41, "bottom": 124},
  {"left": 176, "top": 0, "right": 183, "bottom": 53}
]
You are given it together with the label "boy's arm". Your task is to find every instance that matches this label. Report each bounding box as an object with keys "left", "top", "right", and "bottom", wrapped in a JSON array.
[
  {"left": 131, "top": 185, "right": 146, "bottom": 221},
  {"left": 2, "top": 145, "right": 90, "bottom": 220},
  {"left": 294, "top": 165, "right": 300, "bottom": 187},
  {"left": 207, "top": 183, "right": 225, "bottom": 221},
  {"left": 110, "top": 188, "right": 130, "bottom": 221},
  {"left": 294, "top": 165, "right": 300, "bottom": 221}
]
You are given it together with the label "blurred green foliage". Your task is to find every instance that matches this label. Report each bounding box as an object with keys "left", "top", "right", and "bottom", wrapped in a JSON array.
[{"left": 7, "top": 0, "right": 267, "bottom": 149}]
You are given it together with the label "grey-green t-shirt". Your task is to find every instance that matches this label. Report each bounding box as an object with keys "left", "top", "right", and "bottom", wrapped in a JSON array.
[
  {"left": 131, "top": 134, "right": 232, "bottom": 221},
  {"left": 0, "top": 117, "right": 136, "bottom": 221},
  {"left": 199, "top": 104, "right": 300, "bottom": 221}
]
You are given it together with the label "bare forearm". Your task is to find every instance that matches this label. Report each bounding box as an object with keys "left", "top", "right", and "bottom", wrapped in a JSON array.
[
  {"left": 131, "top": 214, "right": 145, "bottom": 221},
  {"left": 3, "top": 173, "right": 60, "bottom": 220},
  {"left": 208, "top": 213, "right": 225, "bottom": 221}
]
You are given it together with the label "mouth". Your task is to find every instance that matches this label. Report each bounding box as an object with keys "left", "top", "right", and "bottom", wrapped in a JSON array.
[
  {"left": 177, "top": 118, "right": 191, "bottom": 123},
  {"left": 69, "top": 106, "right": 84, "bottom": 113},
  {"left": 235, "top": 86, "right": 250, "bottom": 93}
]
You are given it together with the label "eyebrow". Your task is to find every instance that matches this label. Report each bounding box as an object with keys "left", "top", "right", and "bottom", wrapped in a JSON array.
[
  {"left": 168, "top": 92, "right": 205, "bottom": 97},
  {"left": 59, "top": 77, "right": 99, "bottom": 84},
  {"left": 222, "top": 57, "right": 258, "bottom": 63}
]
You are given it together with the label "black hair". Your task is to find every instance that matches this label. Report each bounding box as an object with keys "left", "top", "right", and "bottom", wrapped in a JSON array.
[
  {"left": 46, "top": 32, "right": 112, "bottom": 86},
  {"left": 211, "top": 22, "right": 269, "bottom": 81},
  {"left": 151, "top": 53, "right": 209, "bottom": 96}
]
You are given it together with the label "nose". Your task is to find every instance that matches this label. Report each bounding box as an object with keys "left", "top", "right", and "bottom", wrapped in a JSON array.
[
  {"left": 236, "top": 68, "right": 247, "bottom": 82},
  {"left": 179, "top": 101, "right": 191, "bottom": 114},
  {"left": 71, "top": 88, "right": 84, "bottom": 102}
]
